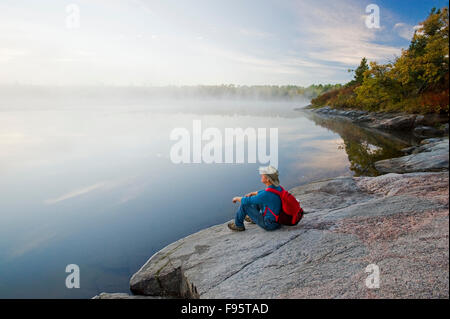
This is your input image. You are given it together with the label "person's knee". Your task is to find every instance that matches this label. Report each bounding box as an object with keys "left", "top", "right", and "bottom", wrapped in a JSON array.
[{"left": 240, "top": 202, "right": 258, "bottom": 211}]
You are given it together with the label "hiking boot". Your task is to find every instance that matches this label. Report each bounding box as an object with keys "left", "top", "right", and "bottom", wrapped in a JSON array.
[
  {"left": 244, "top": 216, "right": 256, "bottom": 224},
  {"left": 227, "top": 222, "right": 245, "bottom": 231}
]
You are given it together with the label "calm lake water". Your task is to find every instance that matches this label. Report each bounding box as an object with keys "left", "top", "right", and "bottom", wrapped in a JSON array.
[{"left": 0, "top": 100, "right": 414, "bottom": 298}]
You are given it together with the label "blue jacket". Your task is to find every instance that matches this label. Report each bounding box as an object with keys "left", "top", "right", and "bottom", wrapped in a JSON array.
[{"left": 241, "top": 185, "right": 282, "bottom": 222}]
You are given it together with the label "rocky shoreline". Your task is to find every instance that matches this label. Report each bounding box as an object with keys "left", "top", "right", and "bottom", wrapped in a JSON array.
[
  {"left": 375, "top": 137, "right": 449, "bottom": 174},
  {"left": 305, "top": 105, "right": 449, "bottom": 138},
  {"left": 94, "top": 106, "right": 449, "bottom": 299}
]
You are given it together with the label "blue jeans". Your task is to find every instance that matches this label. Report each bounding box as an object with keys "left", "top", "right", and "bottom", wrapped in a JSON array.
[{"left": 235, "top": 203, "right": 281, "bottom": 231}]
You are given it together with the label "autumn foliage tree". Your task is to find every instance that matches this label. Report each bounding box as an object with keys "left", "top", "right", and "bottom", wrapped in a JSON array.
[{"left": 312, "top": 7, "right": 449, "bottom": 114}]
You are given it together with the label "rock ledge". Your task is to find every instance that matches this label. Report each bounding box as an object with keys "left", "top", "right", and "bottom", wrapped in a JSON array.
[{"left": 98, "top": 172, "right": 449, "bottom": 299}]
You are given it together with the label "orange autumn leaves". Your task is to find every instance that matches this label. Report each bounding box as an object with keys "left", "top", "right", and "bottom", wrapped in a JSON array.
[{"left": 312, "top": 7, "right": 449, "bottom": 115}]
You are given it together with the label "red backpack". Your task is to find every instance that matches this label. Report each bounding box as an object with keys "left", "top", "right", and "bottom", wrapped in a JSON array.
[{"left": 264, "top": 187, "right": 304, "bottom": 226}]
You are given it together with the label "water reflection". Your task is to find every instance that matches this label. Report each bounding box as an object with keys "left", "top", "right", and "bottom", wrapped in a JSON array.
[
  {"left": 0, "top": 102, "right": 420, "bottom": 298},
  {"left": 300, "top": 110, "right": 419, "bottom": 176}
]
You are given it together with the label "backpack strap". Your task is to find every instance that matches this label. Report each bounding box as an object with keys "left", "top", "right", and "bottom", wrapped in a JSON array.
[
  {"left": 265, "top": 186, "right": 284, "bottom": 196},
  {"left": 262, "top": 206, "right": 279, "bottom": 222},
  {"left": 263, "top": 187, "right": 282, "bottom": 222}
]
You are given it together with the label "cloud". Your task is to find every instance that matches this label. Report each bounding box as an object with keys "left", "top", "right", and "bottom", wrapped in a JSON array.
[
  {"left": 292, "top": 0, "right": 403, "bottom": 66},
  {"left": 0, "top": 0, "right": 410, "bottom": 85},
  {"left": 44, "top": 181, "right": 112, "bottom": 204},
  {"left": 115, "top": 183, "right": 148, "bottom": 205},
  {"left": 238, "top": 28, "right": 273, "bottom": 38},
  {"left": 43, "top": 175, "right": 141, "bottom": 205},
  {"left": 7, "top": 231, "right": 57, "bottom": 259},
  {"left": 393, "top": 22, "right": 419, "bottom": 41}
]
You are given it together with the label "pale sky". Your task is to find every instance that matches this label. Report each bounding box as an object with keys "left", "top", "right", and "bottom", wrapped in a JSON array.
[{"left": 0, "top": 0, "right": 447, "bottom": 86}]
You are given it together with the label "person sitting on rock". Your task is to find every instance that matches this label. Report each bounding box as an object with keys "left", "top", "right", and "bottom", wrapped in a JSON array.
[{"left": 228, "top": 165, "right": 282, "bottom": 232}]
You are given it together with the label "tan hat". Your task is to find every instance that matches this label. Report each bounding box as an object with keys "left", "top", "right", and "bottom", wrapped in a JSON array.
[
  {"left": 258, "top": 165, "right": 278, "bottom": 175},
  {"left": 258, "top": 165, "right": 280, "bottom": 186}
]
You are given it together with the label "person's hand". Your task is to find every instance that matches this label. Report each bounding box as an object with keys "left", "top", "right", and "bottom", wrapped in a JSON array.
[
  {"left": 245, "top": 191, "right": 257, "bottom": 197},
  {"left": 232, "top": 196, "right": 242, "bottom": 203}
]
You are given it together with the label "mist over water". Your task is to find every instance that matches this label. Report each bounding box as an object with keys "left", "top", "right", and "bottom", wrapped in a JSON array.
[
  {"left": 0, "top": 93, "right": 408, "bottom": 298},
  {"left": 1, "top": 0, "right": 446, "bottom": 300}
]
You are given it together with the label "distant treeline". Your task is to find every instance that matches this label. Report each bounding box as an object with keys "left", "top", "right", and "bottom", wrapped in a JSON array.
[
  {"left": 311, "top": 7, "right": 449, "bottom": 114},
  {"left": 0, "top": 83, "right": 341, "bottom": 101},
  {"left": 183, "top": 84, "right": 342, "bottom": 100}
]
